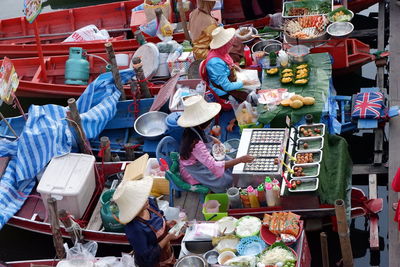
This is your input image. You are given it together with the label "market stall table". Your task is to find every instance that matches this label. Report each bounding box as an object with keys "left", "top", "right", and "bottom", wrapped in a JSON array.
[{"left": 257, "top": 53, "right": 335, "bottom": 129}]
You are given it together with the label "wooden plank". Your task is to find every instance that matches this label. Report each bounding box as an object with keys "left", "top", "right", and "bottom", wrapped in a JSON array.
[
  {"left": 183, "top": 192, "right": 200, "bottom": 221},
  {"left": 86, "top": 190, "right": 106, "bottom": 231},
  {"left": 374, "top": 128, "right": 384, "bottom": 165},
  {"left": 369, "top": 174, "right": 379, "bottom": 250},
  {"left": 352, "top": 164, "right": 388, "bottom": 175}
]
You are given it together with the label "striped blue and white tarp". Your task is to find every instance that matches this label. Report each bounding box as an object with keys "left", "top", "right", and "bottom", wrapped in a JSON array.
[{"left": 0, "top": 69, "right": 134, "bottom": 229}]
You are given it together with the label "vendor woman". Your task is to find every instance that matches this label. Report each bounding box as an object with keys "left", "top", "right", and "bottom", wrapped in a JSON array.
[
  {"left": 113, "top": 177, "right": 181, "bottom": 267},
  {"left": 177, "top": 95, "right": 254, "bottom": 193},
  {"left": 203, "top": 27, "right": 257, "bottom": 102}
]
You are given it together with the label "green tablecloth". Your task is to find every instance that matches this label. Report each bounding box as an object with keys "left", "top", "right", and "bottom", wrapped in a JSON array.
[
  {"left": 318, "top": 134, "right": 352, "bottom": 204},
  {"left": 257, "top": 53, "right": 332, "bottom": 127}
]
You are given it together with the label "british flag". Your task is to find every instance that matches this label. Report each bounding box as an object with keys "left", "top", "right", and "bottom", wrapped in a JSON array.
[{"left": 352, "top": 92, "right": 384, "bottom": 119}]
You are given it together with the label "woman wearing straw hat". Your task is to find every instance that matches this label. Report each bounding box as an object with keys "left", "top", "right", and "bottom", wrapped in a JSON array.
[
  {"left": 113, "top": 177, "right": 182, "bottom": 267},
  {"left": 201, "top": 26, "right": 258, "bottom": 102},
  {"left": 178, "top": 95, "right": 254, "bottom": 193}
]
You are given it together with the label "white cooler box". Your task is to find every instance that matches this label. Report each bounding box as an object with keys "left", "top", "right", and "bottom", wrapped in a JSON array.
[{"left": 37, "top": 153, "right": 96, "bottom": 219}]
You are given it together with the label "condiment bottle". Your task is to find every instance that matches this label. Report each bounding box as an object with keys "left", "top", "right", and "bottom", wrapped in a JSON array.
[
  {"left": 247, "top": 186, "right": 260, "bottom": 208},
  {"left": 265, "top": 176, "right": 272, "bottom": 188},
  {"left": 265, "top": 183, "right": 276, "bottom": 207},
  {"left": 272, "top": 180, "right": 281, "bottom": 206},
  {"left": 240, "top": 189, "right": 251, "bottom": 208},
  {"left": 257, "top": 184, "right": 266, "bottom": 206},
  {"left": 244, "top": 45, "right": 252, "bottom": 67}
]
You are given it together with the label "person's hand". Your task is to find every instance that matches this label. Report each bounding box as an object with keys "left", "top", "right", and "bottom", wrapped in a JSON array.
[
  {"left": 243, "top": 80, "right": 258, "bottom": 86},
  {"left": 239, "top": 155, "right": 255, "bottom": 163},
  {"left": 167, "top": 232, "right": 184, "bottom": 241},
  {"left": 167, "top": 220, "right": 177, "bottom": 229},
  {"left": 233, "top": 64, "right": 242, "bottom": 72},
  {"left": 210, "top": 136, "right": 221, "bottom": 145}
]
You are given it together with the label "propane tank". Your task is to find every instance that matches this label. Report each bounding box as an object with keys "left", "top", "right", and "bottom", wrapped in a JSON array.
[{"left": 65, "top": 47, "right": 89, "bottom": 85}]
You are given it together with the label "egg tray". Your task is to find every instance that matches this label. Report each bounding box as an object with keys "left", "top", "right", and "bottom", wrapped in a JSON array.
[
  {"left": 244, "top": 157, "right": 280, "bottom": 172},
  {"left": 247, "top": 144, "right": 282, "bottom": 158},
  {"left": 250, "top": 130, "right": 286, "bottom": 144}
]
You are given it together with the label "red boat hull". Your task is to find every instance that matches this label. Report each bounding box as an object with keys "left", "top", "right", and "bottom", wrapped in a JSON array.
[{"left": 0, "top": 0, "right": 378, "bottom": 58}]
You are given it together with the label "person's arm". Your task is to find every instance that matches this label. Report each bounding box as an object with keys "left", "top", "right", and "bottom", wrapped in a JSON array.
[
  {"left": 207, "top": 59, "right": 243, "bottom": 91},
  {"left": 191, "top": 141, "right": 225, "bottom": 177},
  {"left": 225, "top": 155, "right": 254, "bottom": 169}
]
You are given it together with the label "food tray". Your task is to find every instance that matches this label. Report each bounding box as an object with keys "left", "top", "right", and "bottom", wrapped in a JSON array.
[
  {"left": 297, "top": 123, "right": 325, "bottom": 138},
  {"left": 296, "top": 136, "right": 324, "bottom": 151},
  {"left": 248, "top": 144, "right": 281, "bottom": 158},
  {"left": 250, "top": 129, "right": 286, "bottom": 144},
  {"left": 237, "top": 236, "right": 267, "bottom": 256},
  {"left": 283, "top": 0, "right": 333, "bottom": 18},
  {"left": 244, "top": 157, "right": 280, "bottom": 172},
  {"left": 294, "top": 150, "right": 323, "bottom": 164},
  {"left": 290, "top": 163, "right": 320, "bottom": 179},
  {"left": 288, "top": 177, "right": 319, "bottom": 192}
]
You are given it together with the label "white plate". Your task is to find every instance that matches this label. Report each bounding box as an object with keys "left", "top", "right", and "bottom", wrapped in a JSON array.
[{"left": 130, "top": 42, "right": 160, "bottom": 79}]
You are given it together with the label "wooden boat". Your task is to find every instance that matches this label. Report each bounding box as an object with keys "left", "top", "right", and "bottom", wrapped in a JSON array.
[
  {"left": 0, "top": 99, "right": 161, "bottom": 158},
  {"left": 0, "top": 0, "right": 377, "bottom": 58},
  {"left": 4, "top": 36, "right": 373, "bottom": 99},
  {"left": 4, "top": 52, "right": 154, "bottom": 99},
  {"left": 222, "top": 0, "right": 378, "bottom": 23}
]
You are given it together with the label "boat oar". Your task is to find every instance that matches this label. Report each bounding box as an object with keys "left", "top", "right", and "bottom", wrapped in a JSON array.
[{"left": 0, "top": 28, "right": 132, "bottom": 41}]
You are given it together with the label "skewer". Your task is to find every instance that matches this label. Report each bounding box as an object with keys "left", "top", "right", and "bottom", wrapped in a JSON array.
[
  {"left": 280, "top": 159, "right": 294, "bottom": 174},
  {"left": 283, "top": 149, "right": 297, "bottom": 162}
]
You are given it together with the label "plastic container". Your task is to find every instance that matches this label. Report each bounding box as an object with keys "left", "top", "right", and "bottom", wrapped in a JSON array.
[
  {"left": 204, "top": 200, "right": 220, "bottom": 213},
  {"left": 297, "top": 123, "right": 326, "bottom": 138},
  {"left": 216, "top": 216, "right": 238, "bottom": 235},
  {"left": 294, "top": 150, "right": 323, "bottom": 164},
  {"left": 291, "top": 163, "right": 321, "bottom": 179},
  {"left": 227, "top": 187, "right": 242, "bottom": 209},
  {"left": 144, "top": 158, "right": 169, "bottom": 195},
  {"left": 244, "top": 45, "right": 252, "bottom": 66},
  {"left": 247, "top": 186, "right": 260, "bottom": 208},
  {"left": 202, "top": 193, "right": 228, "bottom": 221},
  {"left": 155, "top": 52, "right": 170, "bottom": 77},
  {"left": 165, "top": 112, "right": 183, "bottom": 143},
  {"left": 115, "top": 53, "right": 129, "bottom": 67},
  {"left": 296, "top": 136, "right": 324, "bottom": 151},
  {"left": 37, "top": 153, "right": 95, "bottom": 219},
  {"left": 203, "top": 250, "right": 219, "bottom": 265},
  {"left": 218, "top": 251, "right": 236, "bottom": 265},
  {"left": 287, "top": 45, "right": 310, "bottom": 64},
  {"left": 265, "top": 183, "right": 276, "bottom": 207},
  {"left": 224, "top": 139, "right": 240, "bottom": 158},
  {"left": 289, "top": 177, "right": 319, "bottom": 192}
]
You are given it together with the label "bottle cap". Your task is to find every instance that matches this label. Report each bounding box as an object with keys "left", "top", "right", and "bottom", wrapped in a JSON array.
[
  {"left": 265, "top": 176, "right": 272, "bottom": 183},
  {"left": 266, "top": 183, "right": 273, "bottom": 190},
  {"left": 272, "top": 178, "right": 279, "bottom": 185},
  {"left": 247, "top": 185, "right": 254, "bottom": 193},
  {"left": 272, "top": 184, "right": 280, "bottom": 190},
  {"left": 257, "top": 184, "right": 264, "bottom": 191}
]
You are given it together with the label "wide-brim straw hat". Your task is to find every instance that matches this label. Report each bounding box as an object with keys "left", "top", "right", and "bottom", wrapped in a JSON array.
[
  {"left": 177, "top": 95, "right": 221, "bottom": 128},
  {"left": 210, "top": 27, "right": 236, "bottom": 49},
  {"left": 112, "top": 176, "right": 153, "bottom": 224}
]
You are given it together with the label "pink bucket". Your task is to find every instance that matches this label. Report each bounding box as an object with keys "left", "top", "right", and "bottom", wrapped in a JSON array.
[{"left": 204, "top": 200, "right": 220, "bottom": 213}]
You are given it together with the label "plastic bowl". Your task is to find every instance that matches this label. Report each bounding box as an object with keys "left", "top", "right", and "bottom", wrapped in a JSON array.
[
  {"left": 203, "top": 250, "right": 219, "bottom": 265},
  {"left": 235, "top": 26, "right": 258, "bottom": 44},
  {"left": 328, "top": 8, "right": 354, "bottom": 23},
  {"left": 134, "top": 111, "right": 168, "bottom": 140},
  {"left": 327, "top": 22, "right": 354, "bottom": 38},
  {"left": 218, "top": 251, "right": 236, "bottom": 265},
  {"left": 287, "top": 45, "right": 310, "bottom": 64},
  {"left": 263, "top": 43, "right": 282, "bottom": 55}
]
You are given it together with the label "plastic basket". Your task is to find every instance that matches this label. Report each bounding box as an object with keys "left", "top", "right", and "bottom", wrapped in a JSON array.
[
  {"left": 237, "top": 236, "right": 267, "bottom": 256},
  {"left": 202, "top": 193, "right": 228, "bottom": 221}
]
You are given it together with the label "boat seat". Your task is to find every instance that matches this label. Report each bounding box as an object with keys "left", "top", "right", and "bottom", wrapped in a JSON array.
[{"left": 156, "top": 136, "right": 209, "bottom": 207}]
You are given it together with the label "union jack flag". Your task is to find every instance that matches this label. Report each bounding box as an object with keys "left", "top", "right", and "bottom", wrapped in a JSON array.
[{"left": 352, "top": 92, "right": 384, "bottom": 119}]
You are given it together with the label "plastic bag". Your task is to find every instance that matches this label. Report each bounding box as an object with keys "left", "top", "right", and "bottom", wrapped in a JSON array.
[
  {"left": 62, "top": 241, "right": 98, "bottom": 266},
  {"left": 231, "top": 100, "right": 258, "bottom": 125},
  {"left": 156, "top": 13, "right": 176, "bottom": 42},
  {"left": 63, "top": 25, "right": 109, "bottom": 43}
]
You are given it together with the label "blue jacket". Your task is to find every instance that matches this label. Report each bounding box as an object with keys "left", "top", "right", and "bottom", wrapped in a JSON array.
[{"left": 206, "top": 57, "right": 243, "bottom": 96}]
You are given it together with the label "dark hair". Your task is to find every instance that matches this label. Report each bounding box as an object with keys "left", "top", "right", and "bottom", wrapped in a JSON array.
[{"left": 180, "top": 119, "right": 213, "bottom": 160}]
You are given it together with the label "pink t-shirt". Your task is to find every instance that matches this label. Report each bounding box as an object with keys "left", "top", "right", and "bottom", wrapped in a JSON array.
[{"left": 179, "top": 140, "right": 225, "bottom": 185}]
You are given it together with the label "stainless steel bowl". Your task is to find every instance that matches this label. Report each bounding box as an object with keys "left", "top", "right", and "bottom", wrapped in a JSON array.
[
  {"left": 134, "top": 111, "right": 168, "bottom": 140},
  {"left": 327, "top": 22, "right": 354, "bottom": 38},
  {"left": 251, "top": 39, "right": 282, "bottom": 54},
  {"left": 175, "top": 255, "right": 208, "bottom": 267},
  {"left": 203, "top": 250, "right": 219, "bottom": 265}
]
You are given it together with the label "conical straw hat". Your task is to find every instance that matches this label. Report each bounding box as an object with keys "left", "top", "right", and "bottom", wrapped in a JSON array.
[
  {"left": 177, "top": 95, "right": 221, "bottom": 128},
  {"left": 210, "top": 27, "right": 236, "bottom": 49}
]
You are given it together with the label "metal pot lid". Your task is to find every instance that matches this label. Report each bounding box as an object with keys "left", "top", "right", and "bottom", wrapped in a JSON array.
[{"left": 131, "top": 42, "right": 160, "bottom": 79}]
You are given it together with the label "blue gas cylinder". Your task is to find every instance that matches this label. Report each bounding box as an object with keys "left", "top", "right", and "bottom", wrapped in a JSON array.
[{"left": 65, "top": 47, "right": 89, "bottom": 85}]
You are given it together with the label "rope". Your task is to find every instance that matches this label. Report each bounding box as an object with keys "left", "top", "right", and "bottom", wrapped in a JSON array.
[{"left": 64, "top": 216, "right": 83, "bottom": 243}]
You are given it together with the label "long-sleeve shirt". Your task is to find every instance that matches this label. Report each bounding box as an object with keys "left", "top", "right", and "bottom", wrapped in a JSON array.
[
  {"left": 206, "top": 57, "right": 244, "bottom": 96},
  {"left": 180, "top": 140, "right": 225, "bottom": 185},
  {"left": 124, "top": 198, "right": 164, "bottom": 267}
]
